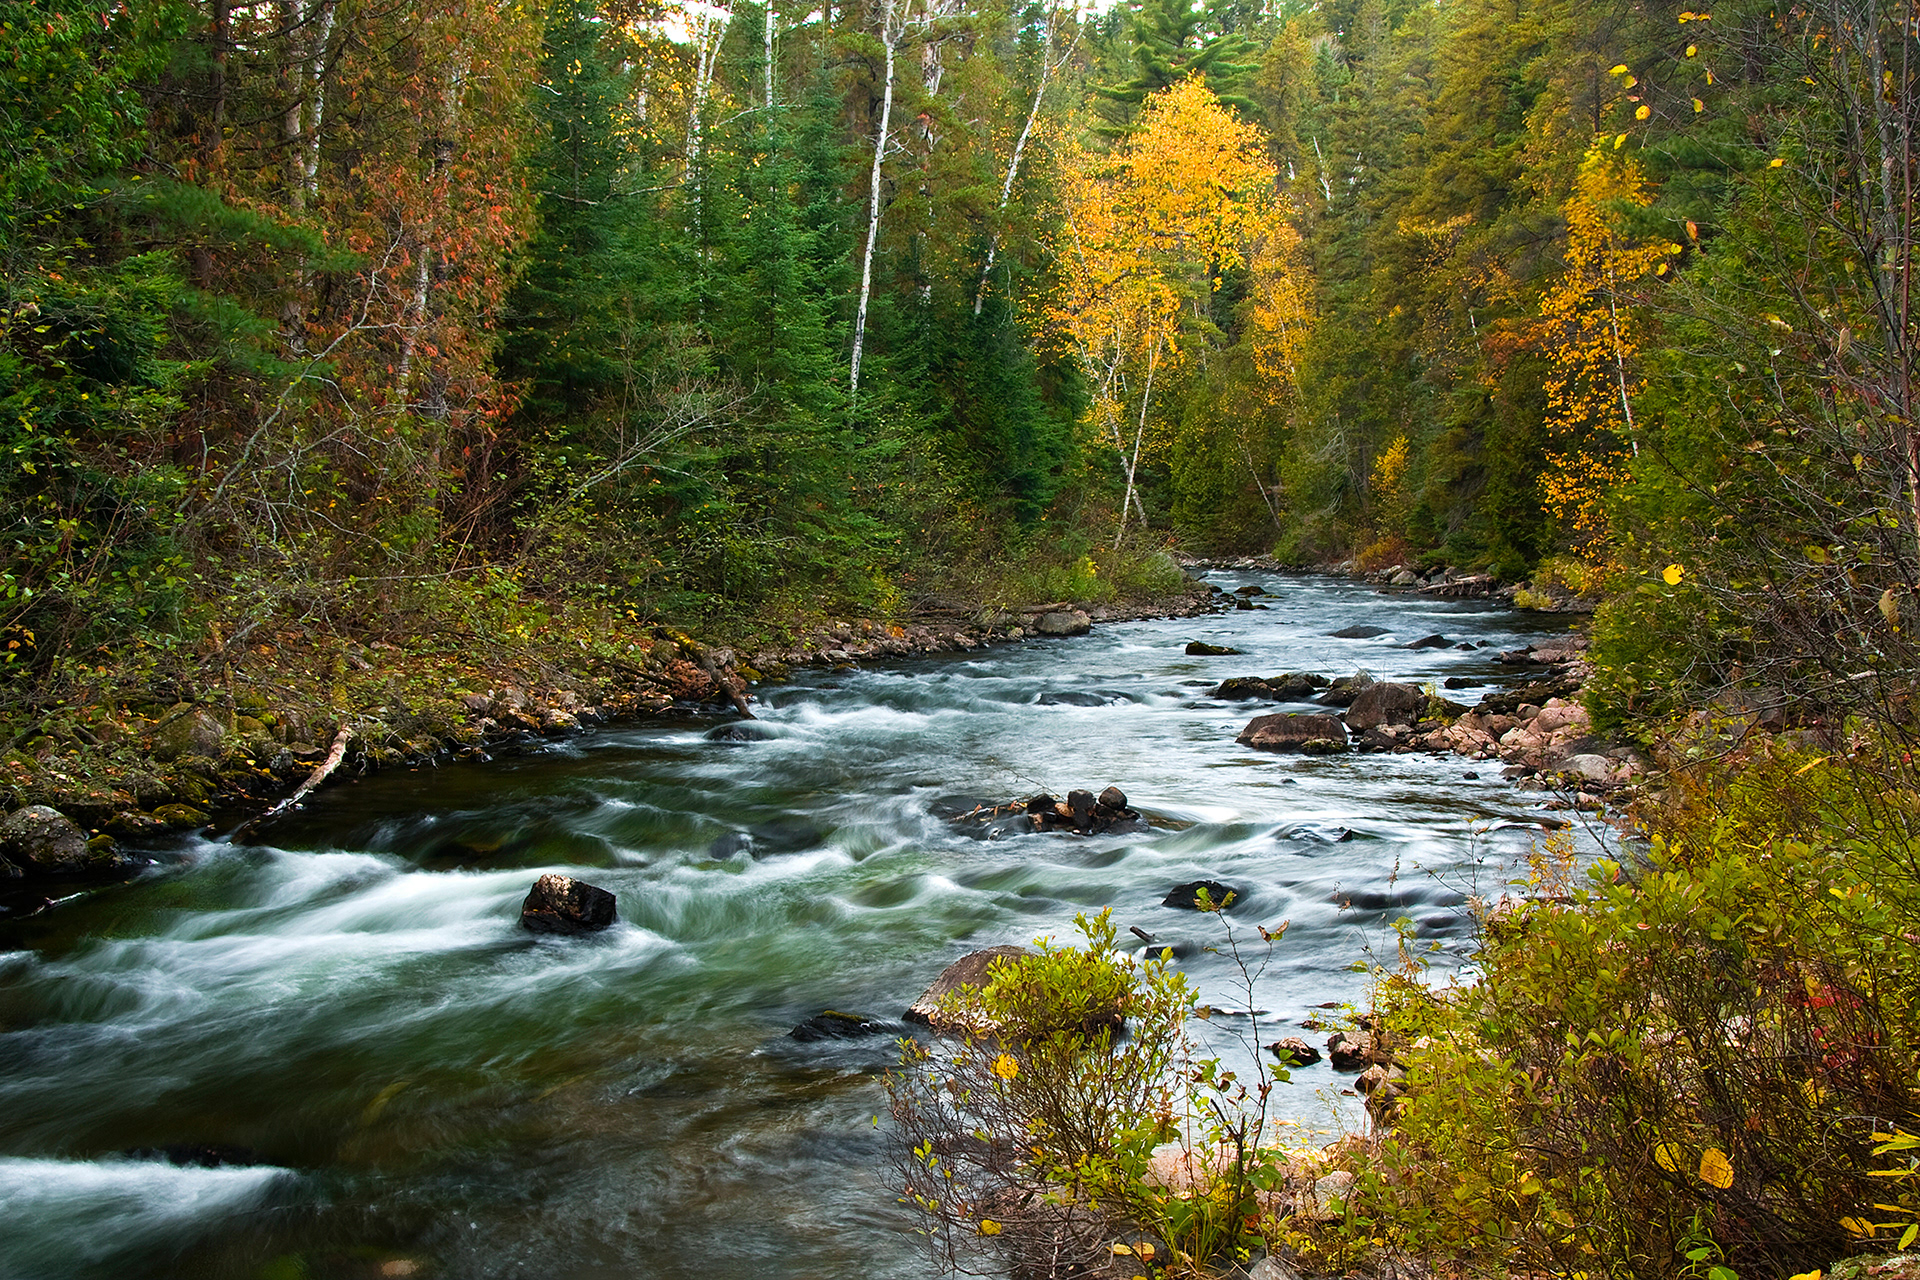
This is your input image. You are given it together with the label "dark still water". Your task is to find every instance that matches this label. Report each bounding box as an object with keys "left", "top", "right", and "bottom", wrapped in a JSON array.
[{"left": 0, "top": 573, "right": 1591, "bottom": 1280}]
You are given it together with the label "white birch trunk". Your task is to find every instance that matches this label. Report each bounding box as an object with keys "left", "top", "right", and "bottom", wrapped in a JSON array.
[
  {"left": 764, "top": 0, "right": 774, "bottom": 110},
  {"left": 1114, "top": 332, "right": 1162, "bottom": 548},
  {"left": 849, "top": 0, "right": 896, "bottom": 400},
  {"left": 973, "top": 9, "right": 1072, "bottom": 315}
]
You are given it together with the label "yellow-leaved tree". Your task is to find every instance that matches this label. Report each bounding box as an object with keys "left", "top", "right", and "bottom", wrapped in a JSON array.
[
  {"left": 1052, "top": 78, "right": 1309, "bottom": 546},
  {"left": 1537, "top": 143, "right": 1677, "bottom": 559}
]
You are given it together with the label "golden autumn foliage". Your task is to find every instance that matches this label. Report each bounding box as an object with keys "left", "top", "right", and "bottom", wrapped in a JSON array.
[
  {"left": 1536, "top": 144, "right": 1677, "bottom": 558},
  {"left": 1051, "top": 77, "right": 1309, "bottom": 542}
]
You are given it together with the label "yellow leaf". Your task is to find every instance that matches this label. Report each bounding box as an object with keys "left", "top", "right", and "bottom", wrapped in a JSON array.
[
  {"left": 1686, "top": 43, "right": 1698, "bottom": 55},
  {"left": 1614, "top": 133, "right": 1628, "bottom": 149},
  {"left": 1655, "top": 1142, "right": 1686, "bottom": 1173},
  {"left": 1770, "top": 157, "right": 1785, "bottom": 167},
  {"left": 1693, "top": 98, "right": 1705, "bottom": 111},
  {"left": 1879, "top": 587, "right": 1899, "bottom": 627},
  {"left": 1624, "top": 74, "right": 1638, "bottom": 88},
  {"left": 1686, "top": 220, "right": 1699, "bottom": 239},
  {"left": 991, "top": 1053, "right": 1019, "bottom": 1081},
  {"left": 1663, "top": 564, "right": 1684, "bottom": 585},
  {"left": 1699, "top": 1148, "right": 1734, "bottom": 1188},
  {"left": 1842, "top": 1216, "right": 1875, "bottom": 1237},
  {"left": 1636, "top": 104, "right": 1651, "bottom": 120},
  {"left": 1610, "top": 63, "right": 1630, "bottom": 74},
  {"left": 1788, "top": 1271, "right": 1825, "bottom": 1280},
  {"left": 1706, "top": 69, "right": 1715, "bottom": 84},
  {"left": 979, "top": 1219, "right": 1002, "bottom": 1236}
]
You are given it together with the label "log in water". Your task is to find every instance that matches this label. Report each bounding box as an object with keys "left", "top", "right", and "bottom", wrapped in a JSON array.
[{"left": 0, "top": 572, "right": 1591, "bottom": 1279}]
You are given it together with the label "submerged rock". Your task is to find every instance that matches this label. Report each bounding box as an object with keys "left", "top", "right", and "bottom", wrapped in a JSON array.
[
  {"left": 521, "top": 873, "right": 617, "bottom": 935},
  {"left": 1163, "top": 879, "right": 1242, "bottom": 910},
  {"left": 790, "top": 1010, "right": 892, "bottom": 1042},
  {"left": 1185, "top": 641, "right": 1244, "bottom": 655},
  {"left": 1326, "top": 625, "right": 1391, "bottom": 639}
]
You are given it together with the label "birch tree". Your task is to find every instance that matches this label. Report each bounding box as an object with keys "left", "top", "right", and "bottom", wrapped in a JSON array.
[
  {"left": 848, "top": 0, "right": 904, "bottom": 399},
  {"left": 1052, "top": 77, "right": 1307, "bottom": 545}
]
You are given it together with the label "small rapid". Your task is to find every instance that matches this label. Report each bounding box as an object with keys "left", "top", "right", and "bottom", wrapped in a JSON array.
[{"left": 0, "top": 572, "right": 1591, "bottom": 1279}]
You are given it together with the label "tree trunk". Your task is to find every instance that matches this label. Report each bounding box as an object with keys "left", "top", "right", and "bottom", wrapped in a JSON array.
[
  {"left": 1114, "top": 333, "right": 1162, "bottom": 549},
  {"left": 974, "top": 8, "right": 1071, "bottom": 315},
  {"left": 849, "top": 0, "right": 897, "bottom": 400}
]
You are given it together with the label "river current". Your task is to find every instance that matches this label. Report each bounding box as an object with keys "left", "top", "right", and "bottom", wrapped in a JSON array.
[{"left": 0, "top": 572, "right": 1590, "bottom": 1279}]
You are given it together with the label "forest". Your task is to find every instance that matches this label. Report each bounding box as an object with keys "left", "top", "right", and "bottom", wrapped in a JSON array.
[
  {"left": 3, "top": 0, "right": 1916, "bottom": 730},
  {"left": 5, "top": 0, "right": 1920, "bottom": 1274}
]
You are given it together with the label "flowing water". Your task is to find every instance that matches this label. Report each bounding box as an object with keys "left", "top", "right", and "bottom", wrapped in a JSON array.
[{"left": 0, "top": 572, "right": 1595, "bottom": 1280}]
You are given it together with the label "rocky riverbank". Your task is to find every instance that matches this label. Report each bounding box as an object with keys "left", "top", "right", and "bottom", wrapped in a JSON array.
[{"left": 0, "top": 579, "right": 1224, "bottom": 909}]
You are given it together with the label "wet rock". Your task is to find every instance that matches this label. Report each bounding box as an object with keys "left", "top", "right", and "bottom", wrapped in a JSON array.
[
  {"left": 1185, "top": 641, "right": 1244, "bottom": 655},
  {"left": 152, "top": 705, "right": 226, "bottom": 763},
  {"left": 1389, "top": 569, "right": 1420, "bottom": 586},
  {"left": 1232, "top": 596, "right": 1258, "bottom": 610},
  {"left": 1404, "top": 633, "right": 1453, "bottom": 650},
  {"left": 1327, "top": 625, "right": 1391, "bottom": 639},
  {"left": 790, "top": 1010, "right": 892, "bottom": 1042},
  {"left": 1163, "top": 879, "right": 1241, "bottom": 910},
  {"left": 1344, "top": 681, "right": 1425, "bottom": 732},
  {"left": 1443, "top": 676, "right": 1480, "bottom": 689},
  {"left": 1211, "top": 673, "right": 1330, "bottom": 701},
  {"left": 1268, "top": 1036, "right": 1323, "bottom": 1067},
  {"left": 1233, "top": 584, "right": 1267, "bottom": 596},
  {"left": 904, "top": 945, "right": 1032, "bottom": 1028},
  {"left": 1315, "top": 673, "right": 1372, "bottom": 708},
  {"left": 1034, "top": 610, "right": 1093, "bottom": 636},
  {"left": 1555, "top": 753, "right": 1619, "bottom": 784},
  {"left": 706, "top": 720, "right": 778, "bottom": 742},
  {"left": 1326, "top": 1030, "right": 1374, "bottom": 1071},
  {"left": 105, "top": 809, "right": 169, "bottom": 839},
  {"left": 1036, "top": 690, "right": 1118, "bottom": 707},
  {"left": 1236, "top": 713, "right": 1348, "bottom": 753},
  {"left": 521, "top": 873, "right": 617, "bottom": 935},
  {"left": 0, "top": 805, "right": 90, "bottom": 873},
  {"left": 152, "top": 803, "right": 210, "bottom": 829},
  {"left": 1099, "top": 786, "right": 1128, "bottom": 810}
]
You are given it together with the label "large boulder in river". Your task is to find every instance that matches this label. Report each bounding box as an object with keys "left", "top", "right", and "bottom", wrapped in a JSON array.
[
  {"left": 0, "top": 805, "right": 94, "bottom": 875},
  {"left": 904, "top": 945, "right": 1032, "bottom": 1029},
  {"left": 521, "top": 874, "right": 617, "bottom": 935},
  {"left": 1344, "top": 681, "right": 1425, "bottom": 732},
  {"left": 1185, "top": 641, "right": 1243, "bottom": 656},
  {"left": 1236, "top": 713, "right": 1348, "bottom": 754},
  {"left": 1327, "top": 624, "right": 1391, "bottom": 639},
  {"left": 1034, "top": 609, "right": 1093, "bottom": 636},
  {"left": 1163, "top": 879, "right": 1243, "bottom": 910}
]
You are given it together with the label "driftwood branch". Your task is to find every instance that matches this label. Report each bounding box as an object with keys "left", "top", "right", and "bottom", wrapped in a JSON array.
[{"left": 233, "top": 721, "right": 353, "bottom": 841}]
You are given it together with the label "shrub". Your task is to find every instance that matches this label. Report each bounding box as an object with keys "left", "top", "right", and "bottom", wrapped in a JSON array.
[
  {"left": 887, "top": 908, "right": 1295, "bottom": 1278},
  {"left": 1303, "top": 745, "right": 1920, "bottom": 1279}
]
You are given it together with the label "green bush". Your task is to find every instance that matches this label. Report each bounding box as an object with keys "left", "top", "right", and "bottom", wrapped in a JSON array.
[{"left": 1306, "top": 747, "right": 1920, "bottom": 1279}]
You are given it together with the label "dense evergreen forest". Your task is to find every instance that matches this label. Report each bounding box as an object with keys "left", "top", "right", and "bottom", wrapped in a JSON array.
[
  {"left": 6, "top": 0, "right": 1920, "bottom": 1275},
  {"left": 3, "top": 0, "right": 1916, "bottom": 735}
]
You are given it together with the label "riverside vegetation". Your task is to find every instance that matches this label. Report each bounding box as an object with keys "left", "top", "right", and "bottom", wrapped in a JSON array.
[{"left": 5, "top": 0, "right": 1920, "bottom": 1275}]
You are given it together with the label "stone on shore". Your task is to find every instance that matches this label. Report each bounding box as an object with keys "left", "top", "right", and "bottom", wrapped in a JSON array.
[
  {"left": 0, "top": 805, "right": 98, "bottom": 875},
  {"left": 1035, "top": 610, "right": 1093, "bottom": 636},
  {"left": 521, "top": 873, "right": 617, "bottom": 935}
]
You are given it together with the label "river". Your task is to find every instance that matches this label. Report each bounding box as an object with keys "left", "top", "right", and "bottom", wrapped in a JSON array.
[{"left": 0, "top": 572, "right": 1593, "bottom": 1280}]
